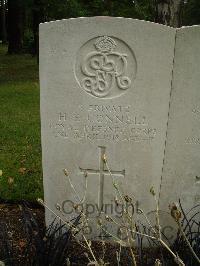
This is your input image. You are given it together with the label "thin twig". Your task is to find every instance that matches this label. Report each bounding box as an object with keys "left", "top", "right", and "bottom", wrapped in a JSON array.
[
  {"left": 63, "top": 168, "right": 88, "bottom": 204},
  {"left": 37, "top": 199, "right": 98, "bottom": 263},
  {"left": 178, "top": 221, "right": 200, "bottom": 264},
  {"left": 152, "top": 196, "right": 185, "bottom": 266}
]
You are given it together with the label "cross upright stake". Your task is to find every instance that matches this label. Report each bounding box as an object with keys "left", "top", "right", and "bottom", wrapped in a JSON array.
[{"left": 80, "top": 146, "right": 125, "bottom": 210}]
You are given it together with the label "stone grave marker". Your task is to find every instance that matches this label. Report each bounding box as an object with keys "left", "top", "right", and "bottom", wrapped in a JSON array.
[
  {"left": 40, "top": 17, "right": 176, "bottom": 240},
  {"left": 160, "top": 26, "right": 200, "bottom": 232}
]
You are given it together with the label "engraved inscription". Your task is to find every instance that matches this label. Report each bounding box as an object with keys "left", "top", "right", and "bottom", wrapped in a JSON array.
[
  {"left": 50, "top": 105, "right": 157, "bottom": 143},
  {"left": 185, "top": 107, "right": 200, "bottom": 145},
  {"left": 75, "top": 36, "right": 137, "bottom": 99},
  {"left": 195, "top": 176, "right": 200, "bottom": 184},
  {"left": 192, "top": 107, "right": 200, "bottom": 115},
  {"left": 186, "top": 137, "right": 200, "bottom": 145}
]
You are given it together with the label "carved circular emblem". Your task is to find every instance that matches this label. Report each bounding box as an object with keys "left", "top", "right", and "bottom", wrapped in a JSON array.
[{"left": 75, "top": 36, "right": 137, "bottom": 99}]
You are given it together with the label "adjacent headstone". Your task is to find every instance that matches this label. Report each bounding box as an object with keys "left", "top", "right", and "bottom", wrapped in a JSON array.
[
  {"left": 39, "top": 17, "right": 176, "bottom": 240},
  {"left": 160, "top": 26, "right": 200, "bottom": 219}
]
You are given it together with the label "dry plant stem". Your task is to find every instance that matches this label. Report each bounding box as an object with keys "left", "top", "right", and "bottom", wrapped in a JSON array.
[
  {"left": 138, "top": 209, "right": 157, "bottom": 235},
  {"left": 153, "top": 197, "right": 185, "bottom": 266},
  {"left": 64, "top": 169, "right": 88, "bottom": 204},
  {"left": 101, "top": 211, "right": 185, "bottom": 265},
  {"left": 54, "top": 205, "right": 89, "bottom": 250},
  {"left": 120, "top": 212, "right": 137, "bottom": 266},
  {"left": 100, "top": 226, "right": 123, "bottom": 243},
  {"left": 116, "top": 243, "right": 122, "bottom": 266},
  {"left": 37, "top": 199, "right": 98, "bottom": 263},
  {"left": 132, "top": 227, "right": 184, "bottom": 265},
  {"left": 64, "top": 170, "right": 98, "bottom": 262},
  {"left": 103, "top": 214, "right": 158, "bottom": 241},
  {"left": 105, "top": 160, "right": 124, "bottom": 204},
  {"left": 123, "top": 213, "right": 137, "bottom": 266},
  {"left": 126, "top": 229, "right": 137, "bottom": 266},
  {"left": 104, "top": 157, "right": 185, "bottom": 265},
  {"left": 154, "top": 195, "right": 161, "bottom": 240},
  {"left": 177, "top": 221, "right": 200, "bottom": 264},
  {"left": 132, "top": 230, "right": 157, "bottom": 241},
  {"left": 100, "top": 220, "right": 143, "bottom": 266},
  {"left": 159, "top": 239, "right": 184, "bottom": 265},
  {"left": 105, "top": 157, "right": 160, "bottom": 265},
  {"left": 103, "top": 211, "right": 184, "bottom": 265},
  {"left": 106, "top": 158, "right": 184, "bottom": 266},
  {"left": 105, "top": 159, "right": 137, "bottom": 265},
  {"left": 100, "top": 235, "right": 106, "bottom": 262}
]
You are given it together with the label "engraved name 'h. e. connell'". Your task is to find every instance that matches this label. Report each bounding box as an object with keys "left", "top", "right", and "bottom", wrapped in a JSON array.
[{"left": 75, "top": 36, "right": 137, "bottom": 99}]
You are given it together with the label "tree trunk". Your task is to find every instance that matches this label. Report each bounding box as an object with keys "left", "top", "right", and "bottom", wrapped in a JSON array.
[
  {"left": 7, "top": 0, "right": 24, "bottom": 54},
  {"left": 1, "top": 0, "right": 7, "bottom": 43},
  {"left": 107, "top": 0, "right": 113, "bottom": 16},
  {"left": 32, "top": 0, "right": 45, "bottom": 60},
  {"left": 155, "top": 0, "right": 184, "bottom": 27}
]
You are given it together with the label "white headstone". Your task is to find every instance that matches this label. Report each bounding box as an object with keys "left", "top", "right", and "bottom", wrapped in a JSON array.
[
  {"left": 160, "top": 26, "right": 200, "bottom": 215},
  {"left": 40, "top": 17, "right": 176, "bottom": 239}
]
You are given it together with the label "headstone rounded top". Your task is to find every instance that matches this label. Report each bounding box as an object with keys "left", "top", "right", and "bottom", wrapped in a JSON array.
[{"left": 40, "top": 16, "right": 174, "bottom": 30}]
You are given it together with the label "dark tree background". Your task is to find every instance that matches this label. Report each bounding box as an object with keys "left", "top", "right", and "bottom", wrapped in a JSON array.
[
  {"left": 7, "top": 0, "right": 24, "bottom": 54},
  {"left": 0, "top": 0, "right": 7, "bottom": 43},
  {"left": 0, "top": 0, "right": 199, "bottom": 55},
  {"left": 155, "top": 0, "right": 184, "bottom": 27}
]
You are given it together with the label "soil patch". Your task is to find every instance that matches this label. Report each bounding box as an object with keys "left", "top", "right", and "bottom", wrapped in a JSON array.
[{"left": 0, "top": 202, "right": 173, "bottom": 266}]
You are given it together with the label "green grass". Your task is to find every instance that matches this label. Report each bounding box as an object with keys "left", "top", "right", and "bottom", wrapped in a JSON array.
[{"left": 0, "top": 45, "right": 43, "bottom": 200}]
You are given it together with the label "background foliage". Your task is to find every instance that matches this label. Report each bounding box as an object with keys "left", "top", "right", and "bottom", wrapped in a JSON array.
[{"left": 1, "top": 0, "right": 200, "bottom": 55}]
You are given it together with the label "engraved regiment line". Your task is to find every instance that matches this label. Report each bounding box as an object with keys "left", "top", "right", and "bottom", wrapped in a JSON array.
[
  {"left": 80, "top": 146, "right": 125, "bottom": 209},
  {"left": 79, "top": 36, "right": 132, "bottom": 98},
  {"left": 51, "top": 108, "right": 157, "bottom": 142}
]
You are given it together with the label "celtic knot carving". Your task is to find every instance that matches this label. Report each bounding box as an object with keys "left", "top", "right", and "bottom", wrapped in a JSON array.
[{"left": 75, "top": 36, "right": 136, "bottom": 99}]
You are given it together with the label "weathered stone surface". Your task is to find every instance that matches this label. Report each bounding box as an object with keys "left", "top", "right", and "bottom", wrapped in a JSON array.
[
  {"left": 160, "top": 26, "right": 200, "bottom": 215},
  {"left": 40, "top": 17, "right": 176, "bottom": 239}
]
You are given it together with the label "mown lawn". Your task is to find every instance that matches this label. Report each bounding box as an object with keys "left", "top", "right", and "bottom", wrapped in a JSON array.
[{"left": 0, "top": 45, "right": 43, "bottom": 200}]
